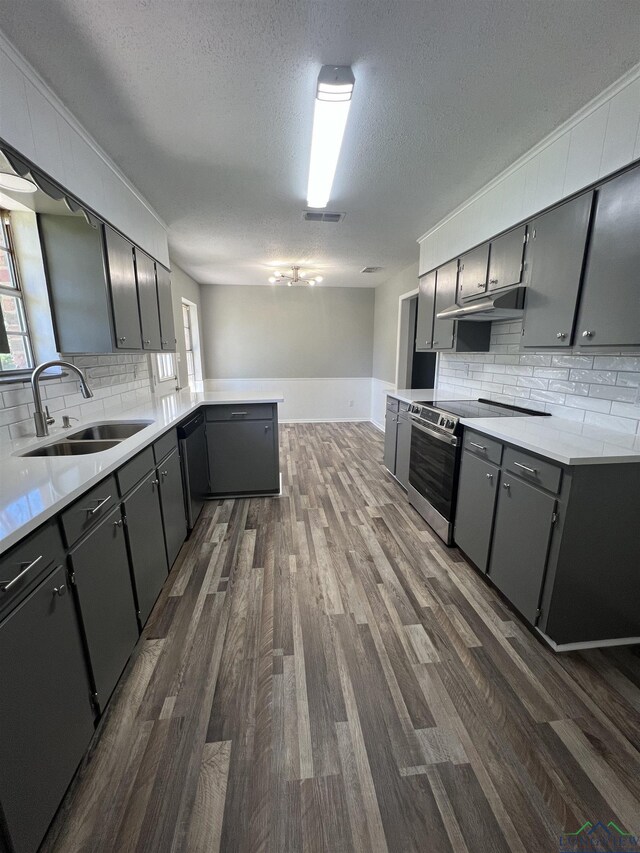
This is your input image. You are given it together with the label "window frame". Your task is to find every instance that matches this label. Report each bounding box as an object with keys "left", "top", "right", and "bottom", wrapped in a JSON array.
[
  {"left": 0, "top": 210, "right": 35, "bottom": 375},
  {"left": 182, "top": 302, "right": 196, "bottom": 387}
]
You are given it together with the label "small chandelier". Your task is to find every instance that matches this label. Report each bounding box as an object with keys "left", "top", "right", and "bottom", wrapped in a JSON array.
[{"left": 268, "top": 265, "right": 323, "bottom": 287}]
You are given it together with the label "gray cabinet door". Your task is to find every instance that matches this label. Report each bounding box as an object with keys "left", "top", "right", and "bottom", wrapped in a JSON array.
[
  {"left": 0, "top": 565, "right": 95, "bottom": 853},
  {"left": 158, "top": 448, "right": 187, "bottom": 568},
  {"left": 156, "top": 264, "right": 177, "bottom": 351},
  {"left": 458, "top": 243, "right": 489, "bottom": 301},
  {"left": 123, "top": 472, "right": 169, "bottom": 626},
  {"left": 384, "top": 410, "right": 398, "bottom": 473},
  {"left": 135, "top": 249, "right": 161, "bottom": 351},
  {"left": 69, "top": 505, "right": 139, "bottom": 708},
  {"left": 522, "top": 193, "right": 593, "bottom": 348},
  {"left": 453, "top": 451, "right": 499, "bottom": 573},
  {"left": 577, "top": 165, "right": 640, "bottom": 346},
  {"left": 488, "top": 225, "right": 526, "bottom": 292},
  {"left": 104, "top": 226, "right": 142, "bottom": 350},
  {"left": 488, "top": 476, "right": 556, "bottom": 623},
  {"left": 415, "top": 272, "right": 435, "bottom": 351},
  {"left": 207, "top": 420, "right": 279, "bottom": 495},
  {"left": 395, "top": 413, "right": 411, "bottom": 488},
  {"left": 433, "top": 261, "right": 457, "bottom": 350}
]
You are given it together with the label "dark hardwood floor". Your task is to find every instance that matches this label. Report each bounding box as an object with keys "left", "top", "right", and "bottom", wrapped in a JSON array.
[{"left": 43, "top": 422, "right": 640, "bottom": 852}]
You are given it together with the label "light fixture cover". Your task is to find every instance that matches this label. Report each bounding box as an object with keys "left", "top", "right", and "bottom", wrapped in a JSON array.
[
  {"left": 306, "top": 65, "right": 354, "bottom": 209},
  {"left": 0, "top": 172, "right": 37, "bottom": 193}
]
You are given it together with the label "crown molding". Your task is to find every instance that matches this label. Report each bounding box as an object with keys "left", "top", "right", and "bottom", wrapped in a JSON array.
[
  {"left": 417, "top": 61, "right": 640, "bottom": 244},
  {"left": 0, "top": 26, "right": 167, "bottom": 230}
]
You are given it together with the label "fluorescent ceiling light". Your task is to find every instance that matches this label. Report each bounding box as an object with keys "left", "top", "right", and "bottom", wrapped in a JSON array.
[
  {"left": 0, "top": 172, "right": 37, "bottom": 193},
  {"left": 306, "top": 65, "right": 355, "bottom": 209}
]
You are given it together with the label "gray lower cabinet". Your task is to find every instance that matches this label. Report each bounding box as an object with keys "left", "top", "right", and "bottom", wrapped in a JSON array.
[
  {"left": 384, "top": 409, "right": 398, "bottom": 473},
  {"left": 122, "top": 472, "right": 169, "bottom": 626},
  {"left": 522, "top": 192, "right": 593, "bottom": 348},
  {"left": 207, "top": 419, "right": 279, "bottom": 495},
  {"left": 487, "top": 474, "right": 556, "bottom": 624},
  {"left": 395, "top": 411, "right": 411, "bottom": 489},
  {"left": 69, "top": 504, "right": 139, "bottom": 709},
  {"left": 576, "top": 163, "right": 640, "bottom": 347},
  {"left": 0, "top": 565, "right": 95, "bottom": 853},
  {"left": 157, "top": 447, "right": 187, "bottom": 568},
  {"left": 453, "top": 451, "right": 499, "bottom": 573}
]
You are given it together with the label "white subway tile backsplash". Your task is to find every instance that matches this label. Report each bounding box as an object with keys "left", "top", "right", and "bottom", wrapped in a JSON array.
[{"left": 438, "top": 342, "right": 640, "bottom": 434}]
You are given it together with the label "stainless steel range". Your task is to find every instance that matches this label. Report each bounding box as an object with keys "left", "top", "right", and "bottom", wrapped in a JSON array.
[{"left": 407, "top": 398, "right": 549, "bottom": 545}]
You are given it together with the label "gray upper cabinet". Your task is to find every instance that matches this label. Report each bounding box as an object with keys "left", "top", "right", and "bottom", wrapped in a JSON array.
[
  {"left": 522, "top": 192, "right": 594, "bottom": 348},
  {"left": 453, "top": 450, "right": 499, "bottom": 573},
  {"left": 0, "top": 565, "right": 95, "bottom": 853},
  {"left": 432, "top": 261, "right": 457, "bottom": 350},
  {"left": 122, "top": 471, "right": 168, "bottom": 626},
  {"left": 157, "top": 447, "right": 187, "bottom": 568},
  {"left": 104, "top": 226, "right": 142, "bottom": 350},
  {"left": 487, "top": 225, "right": 526, "bottom": 292},
  {"left": 135, "top": 249, "right": 162, "bottom": 351},
  {"left": 576, "top": 164, "right": 640, "bottom": 347},
  {"left": 156, "top": 264, "right": 177, "bottom": 351},
  {"left": 69, "top": 504, "right": 139, "bottom": 709},
  {"left": 415, "top": 271, "right": 435, "bottom": 351},
  {"left": 458, "top": 243, "right": 489, "bottom": 301},
  {"left": 488, "top": 475, "right": 556, "bottom": 624}
]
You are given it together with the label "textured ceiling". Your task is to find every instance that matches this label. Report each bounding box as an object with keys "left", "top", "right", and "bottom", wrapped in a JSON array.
[{"left": 1, "top": 1, "right": 640, "bottom": 287}]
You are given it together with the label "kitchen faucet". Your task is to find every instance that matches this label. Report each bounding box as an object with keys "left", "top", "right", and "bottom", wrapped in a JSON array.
[{"left": 31, "top": 360, "right": 94, "bottom": 437}]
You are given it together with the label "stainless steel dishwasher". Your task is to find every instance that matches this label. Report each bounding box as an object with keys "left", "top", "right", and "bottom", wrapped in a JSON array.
[{"left": 177, "top": 411, "right": 209, "bottom": 532}]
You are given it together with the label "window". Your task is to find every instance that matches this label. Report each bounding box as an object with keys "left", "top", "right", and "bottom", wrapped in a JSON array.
[
  {"left": 182, "top": 302, "right": 196, "bottom": 387},
  {"left": 155, "top": 352, "right": 177, "bottom": 382},
  {"left": 0, "top": 212, "right": 34, "bottom": 372}
]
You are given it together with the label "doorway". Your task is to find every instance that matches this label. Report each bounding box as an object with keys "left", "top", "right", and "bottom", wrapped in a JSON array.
[{"left": 395, "top": 290, "right": 436, "bottom": 390}]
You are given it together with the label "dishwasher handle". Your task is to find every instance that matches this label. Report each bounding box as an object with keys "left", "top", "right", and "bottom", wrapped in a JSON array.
[{"left": 177, "top": 411, "right": 204, "bottom": 439}]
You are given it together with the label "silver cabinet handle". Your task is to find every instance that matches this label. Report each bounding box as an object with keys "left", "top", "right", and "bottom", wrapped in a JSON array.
[
  {"left": 433, "top": 340, "right": 439, "bottom": 346},
  {"left": 469, "top": 441, "right": 486, "bottom": 451},
  {"left": 151, "top": 478, "right": 160, "bottom": 486},
  {"left": 161, "top": 470, "right": 168, "bottom": 478},
  {"left": 582, "top": 330, "right": 594, "bottom": 338},
  {"left": 556, "top": 332, "right": 566, "bottom": 340},
  {"left": 264, "top": 425, "right": 271, "bottom": 432},
  {"left": 489, "top": 278, "right": 498, "bottom": 285},
  {"left": 0, "top": 555, "right": 43, "bottom": 593},
  {"left": 52, "top": 585, "right": 66, "bottom": 597},
  {"left": 144, "top": 339, "right": 151, "bottom": 345},
  {"left": 119, "top": 336, "right": 126, "bottom": 342},
  {"left": 503, "top": 482, "right": 510, "bottom": 489},
  {"left": 113, "top": 518, "right": 123, "bottom": 528},
  {"left": 513, "top": 461, "right": 537, "bottom": 475},
  {"left": 477, "top": 282, "right": 485, "bottom": 288},
  {"left": 231, "top": 411, "right": 248, "bottom": 417},
  {"left": 82, "top": 495, "right": 111, "bottom": 515},
  {"left": 486, "top": 473, "right": 493, "bottom": 480}
]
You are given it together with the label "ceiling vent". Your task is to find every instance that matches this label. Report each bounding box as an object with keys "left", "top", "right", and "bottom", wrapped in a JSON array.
[
  {"left": 360, "top": 266, "right": 383, "bottom": 274},
  {"left": 303, "top": 210, "right": 345, "bottom": 223}
]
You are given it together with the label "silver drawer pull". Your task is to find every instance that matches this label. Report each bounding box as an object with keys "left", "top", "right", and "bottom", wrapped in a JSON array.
[
  {"left": 52, "top": 585, "right": 66, "bottom": 597},
  {"left": 469, "top": 441, "right": 486, "bottom": 451},
  {"left": 486, "top": 473, "right": 493, "bottom": 480},
  {"left": 503, "top": 482, "right": 510, "bottom": 490},
  {"left": 0, "top": 555, "right": 43, "bottom": 593},
  {"left": 231, "top": 411, "right": 248, "bottom": 417},
  {"left": 513, "top": 461, "right": 537, "bottom": 475},
  {"left": 81, "top": 495, "right": 112, "bottom": 515}
]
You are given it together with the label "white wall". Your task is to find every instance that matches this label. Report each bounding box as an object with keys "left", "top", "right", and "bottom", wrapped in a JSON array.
[
  {"left": 418, "top": 65, "right": 640, "bottom": 275},
  {"left": 0, "top": 31, "right": 168, "bottom": 265}
]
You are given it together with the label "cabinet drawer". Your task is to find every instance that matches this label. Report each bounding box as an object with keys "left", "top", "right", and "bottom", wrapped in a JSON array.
[
  {"left": 463, "top": 430, "right": 503, "bottom": 465},
  {"left": 60, "top": 475, "right": 118, "bottom": 546},
  {"left": 0, "top": 521, "right": 66, "bottom": 618},
  {"left": 205, "top": 403, "right": 275, "bottom": 422},
  {"left": 503, "top": 446, "right": 561, "bottom": 494},
  {"left": 386, "top": 396, "right": 400, "bottom": 413},
  {"left": 399, "top": 401, "right": 410, "bottom": 413},
  {"left": 117, "top": 447, "right": 155, "bottom": 495},
  {"left": 153, "top": 428, "right": 178, "bottom": 464}
]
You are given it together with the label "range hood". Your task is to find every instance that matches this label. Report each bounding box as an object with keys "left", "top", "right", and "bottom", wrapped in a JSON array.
[{"left": 436, "top": 286, "right": 526, "bottom": 322}]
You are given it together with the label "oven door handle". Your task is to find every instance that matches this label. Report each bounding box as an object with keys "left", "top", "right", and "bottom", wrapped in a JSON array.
[{"left": 410, "top": 417, "right": 459, "bottom": 447}]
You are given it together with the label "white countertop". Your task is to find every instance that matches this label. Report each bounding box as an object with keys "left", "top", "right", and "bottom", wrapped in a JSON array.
[
  {"left": 461, "top": 415, "right": 640, "bottom": 465},
  {"left": 0, "top": 388, "right": 283, "bottom": 555},
  {"left": 387, "top": 388, "right": 477, "bottom": 404}
]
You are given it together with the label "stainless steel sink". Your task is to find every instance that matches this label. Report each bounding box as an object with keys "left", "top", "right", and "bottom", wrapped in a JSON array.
[
  {"left": 22, "top": 439, "right": 121, "bottom": 457},
  {"left": 66, "top": 420, "right": 152, "bottom": 441}
]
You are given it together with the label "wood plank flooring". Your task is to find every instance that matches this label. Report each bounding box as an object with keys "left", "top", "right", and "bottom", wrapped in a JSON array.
[{"left": 43, "top": 422, "right": 640, "bottom": 852}]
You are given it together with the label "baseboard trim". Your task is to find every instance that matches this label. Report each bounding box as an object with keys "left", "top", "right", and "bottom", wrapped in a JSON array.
[
  {"left": 371, "top": 420, "right": 384, "bottom": 432},
  {"left": 280, "top": 417, "right": 371, "bottom": 424}
]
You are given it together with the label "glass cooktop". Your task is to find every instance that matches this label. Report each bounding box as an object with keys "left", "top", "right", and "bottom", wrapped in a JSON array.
[{"left": 419, "top": 398, "right": 551, "bottom": 420}]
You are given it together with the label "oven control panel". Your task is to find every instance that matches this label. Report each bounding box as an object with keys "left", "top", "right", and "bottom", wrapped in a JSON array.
[{"left": 409, "top": 403, "right": 459, "bottom": 434}]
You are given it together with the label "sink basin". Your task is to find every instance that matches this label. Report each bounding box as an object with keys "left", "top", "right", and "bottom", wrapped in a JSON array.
[
  {"left": 22, "top": 439, "right": 121, "bottom": 457},
  {"left": 66, "top": 420, "right": 152, "bottom": 441}
]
